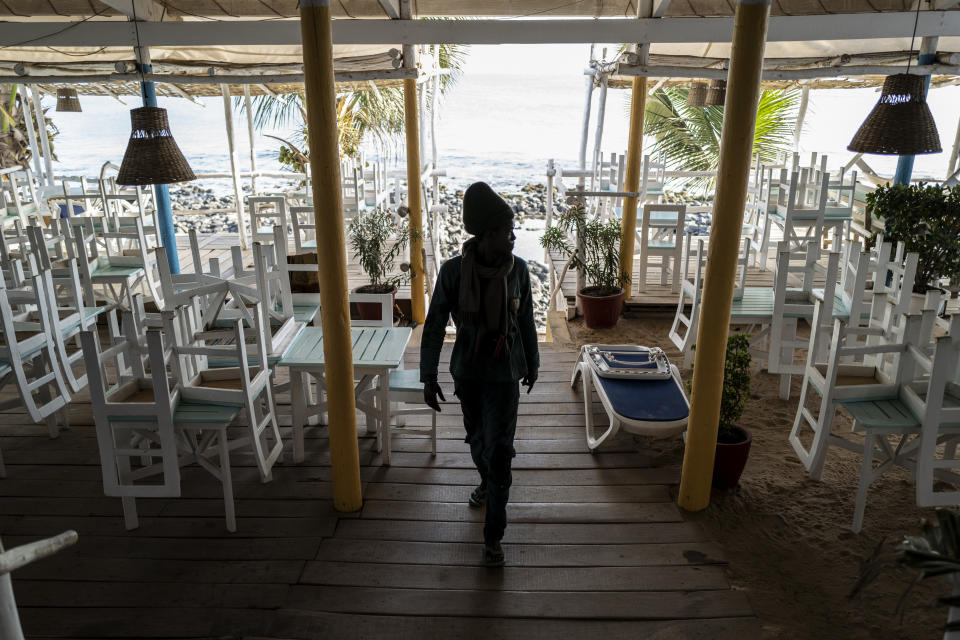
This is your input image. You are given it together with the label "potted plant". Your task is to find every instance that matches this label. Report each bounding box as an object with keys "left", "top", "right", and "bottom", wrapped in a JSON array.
[
  {"left": 866, "top": 183, "right": 960, "bottom": 303},
  {"left": 853, "top": 509, "right": 960, "bottom": 639},
  {"left": 347, "top": 207, "right": 410, "bottom": 322},
  {"left": 540, "top": 199, "right": 628, "bottom": 329},
  {"left": 688, "top": 333, "right": 753, "bottom": 489}
]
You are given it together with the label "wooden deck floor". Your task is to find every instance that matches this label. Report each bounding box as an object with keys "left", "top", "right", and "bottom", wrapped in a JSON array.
[{"left": 0, "top": 342, "right": 759, "bottom": 639}]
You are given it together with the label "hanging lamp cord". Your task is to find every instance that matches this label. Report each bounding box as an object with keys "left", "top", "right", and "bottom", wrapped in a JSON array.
[
  {"left": 906, "top": 0, "right": 924, "bottom": 75},
  {"left": 131, "top": 2, "right": 147, "bottom": 86}
]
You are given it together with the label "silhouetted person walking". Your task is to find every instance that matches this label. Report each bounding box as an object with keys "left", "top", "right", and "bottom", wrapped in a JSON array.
[{"left": 420, "top": 181, "right": 539, "bottom": 567}]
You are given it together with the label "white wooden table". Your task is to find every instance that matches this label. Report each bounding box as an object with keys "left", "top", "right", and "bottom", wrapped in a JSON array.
[{"left": 279, "top": 326, "right": 413, "bottom": 465}]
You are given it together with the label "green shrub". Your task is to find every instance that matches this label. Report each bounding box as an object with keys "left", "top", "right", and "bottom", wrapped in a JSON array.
[
  {"left": 688, "top": 334, "right": 752, "bottom": 442},
  {"left": 866, "top": 183, "right": 960, "bottom": 293},
  {"left": 540, "top": 201, "right": 627, "bottom": 295},
  {"left": 347, "top": 208, "right": 410, "bottom": 293}
]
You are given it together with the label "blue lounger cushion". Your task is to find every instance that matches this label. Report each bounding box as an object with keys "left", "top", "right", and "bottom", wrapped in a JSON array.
[{"left": 595, "top": 375, "right": 689, "bottom": 423}]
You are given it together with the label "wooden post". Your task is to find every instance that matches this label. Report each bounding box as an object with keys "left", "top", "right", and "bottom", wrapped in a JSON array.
[
  {"left": 20, "top": 87, "right": 45, "bottom": 185},
  {"left": 221, "top": 84, "right": 249, "bottom": 250},
  {"left": 793, "top": 85, "right": 809, "bottom": 152},
  {"left": 678, "top": 0, "right": 771, "bottom": 512},
  {"left": 401, "top": 2, "right": 425, "bottom": 324},
  {"left": 299, "top": 0, "right": 363, "bottom": 512},
  {"left": 617, "top": 73, "right": 648, "bottom": 300},
  {"left": 243, "top": 84, "right": 258, "bottom": 195},
  {"left": 29, "top": 87, "right": 53, "bottom": 187}
]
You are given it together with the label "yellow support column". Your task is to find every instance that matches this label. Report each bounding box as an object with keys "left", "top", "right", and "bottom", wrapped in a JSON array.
[
  {"left": 617, "top": 74, "right": 647, "bottom": 300},
  {"left": 404, "top": 77, "right": 426, "bottom": 323},
  {"left": 299, "top": 0, "right": 363, "bottom": 512},
  {"left": 678, "top": 0, "right": 771, "bottom": 512}
]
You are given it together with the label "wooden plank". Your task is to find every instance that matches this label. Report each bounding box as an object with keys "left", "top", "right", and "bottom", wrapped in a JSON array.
[
  {"left": 12, "top": 580, "right": 290, "bottom": 609},
  {"left": 357, "top": 466, "right": 681, "bottom": 485},
  {"left": 361, "top": 483, "right": 670, "bottom": 503},
  {"left": 0, "top": 535, "right": 324, "bottom": 560},
  {"left": 367, "top": 451, "right": 658, "bottom": 469},
  {"left": 285, "top": 585, "right": 753, "bottom": 620},
  {"left": 335, "top": 519, "right": 707, "bottom": 545},
  {"left": 17, "top": 607, "right": 273, "bottom": 638},
  {"left": 269, "top": 611, "right": 761, "bottom": 640},
  {"left": 359, "top": 500, "right": 684, "bottom": 523},
  {"left": 15, "top": 555, "right": 304, "bottom": 583},
  {"left": 0, "top": 514, "right": 337, "bottom": 538},
  {"left": 300, "top": 560, "right": 731, "bottom": 592},
  {"left": 315, "top": 539, "right": 727, "bottom": 567}
]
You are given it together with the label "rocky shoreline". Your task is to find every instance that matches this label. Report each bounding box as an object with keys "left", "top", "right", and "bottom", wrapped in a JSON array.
[{"left": 167, "top": 180, "right": 715, "bottom": 331}]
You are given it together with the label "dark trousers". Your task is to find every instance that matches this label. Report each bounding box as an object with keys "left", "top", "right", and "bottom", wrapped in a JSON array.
[{"left": 455, "top": 379, "right": 520, "bottom": 544}]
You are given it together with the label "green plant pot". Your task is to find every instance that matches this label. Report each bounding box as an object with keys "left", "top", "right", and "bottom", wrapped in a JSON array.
[{"left": 577, "top": 287, "right": 625, "bottom": 329}]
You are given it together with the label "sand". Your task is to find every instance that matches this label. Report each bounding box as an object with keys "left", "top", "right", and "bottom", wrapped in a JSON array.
[{"left": 562, "top": 309, "right": 947, "bottom": 640}]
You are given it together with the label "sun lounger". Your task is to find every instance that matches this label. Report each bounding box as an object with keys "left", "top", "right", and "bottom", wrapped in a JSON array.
[{"left": 571, "top": 344, "right": 690, "bottom": 450}]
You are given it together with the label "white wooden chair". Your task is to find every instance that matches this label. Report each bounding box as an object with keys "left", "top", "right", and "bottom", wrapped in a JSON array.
[
  {"left": 840, "top": 316, "right": 960, "bottom": 531},
  {"left": 668, "top": 233, "right": 752, "bottom": 368},
  {"left": 341, "top": 162, "right": 367, "bottom": 218},
  {"left": 270, "top": 225, "right": 322, "bottom": 326},
  {"left": 98, "top": 177, "right": 160, "bottom": 249},
  {"left": 0, "top": 530, "right": 78, "bottom": 640},
  {"left": 788, "top": 295, "right": 940, "bottom": 482},
  {"left": 247, "top": 195, "right": 288, "bottom": 245},
  {"left": 0, "top": 267, "right": 70, "bottom": 442},
  {"left": 354, "top": 293, "right": 437, "bottom": 458},
  {"left": 289, "top": 205, "right": 317, "bottom": 253},
  {"left": 747, "top": 165, "right": 784, "bottom": 271},
  {"left": 637, "top": 203, "right": 686, "bottom": 293},
  {"left": 639, "top": 153, "right": 666, "bottom": 204},
  {"left": 1, "top": 169, "right": 41, "bottom": 222},
  {"left": 71, "top": 215, "right": 151, "bottom": 314},
  {"left": 81, "top": 300, "right": 271, "bottom": 533},
  {"left": 164, "top": 295, "right": 284, "bottom": 483}
]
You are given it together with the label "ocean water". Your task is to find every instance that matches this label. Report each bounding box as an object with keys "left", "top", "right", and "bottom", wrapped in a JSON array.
[{"left": 45, "top": 45, "right": 960, "bottom": 265}]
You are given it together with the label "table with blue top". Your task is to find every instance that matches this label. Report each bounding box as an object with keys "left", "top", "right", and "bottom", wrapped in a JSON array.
[{"left": 279, "top": 325, "right": 412, "bottom": 465}]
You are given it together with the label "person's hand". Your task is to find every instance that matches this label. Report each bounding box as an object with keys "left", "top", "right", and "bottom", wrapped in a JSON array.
[
  {"left": 423, "top": 380, "right": 445, "bottom": 412},
  {"left": 521, "top": 370, "right": 538, "bottom": 394}
]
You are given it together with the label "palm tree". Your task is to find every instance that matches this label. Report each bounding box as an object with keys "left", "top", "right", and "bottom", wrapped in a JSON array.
[
  {"left": 245, "top": 42, "right": 469, "bottom": 168},
  {"left": 639, "top": 86, "right": 800, "bottom": 193}
]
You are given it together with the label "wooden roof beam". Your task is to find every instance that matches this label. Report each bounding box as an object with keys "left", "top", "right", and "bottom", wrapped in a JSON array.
[
  {"left": 2, "top": 12, "right": 959, "bottom": 46},
  {"left": 97, "top": 0, "right": 165, "bottom": 21},
  {"left": 378, "top": 0, "right": 400, "bottom": 20}
]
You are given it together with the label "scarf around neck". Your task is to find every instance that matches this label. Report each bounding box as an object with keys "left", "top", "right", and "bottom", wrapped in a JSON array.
[{"left": 459, "top": 237, "right": 514, "bottom": 361}]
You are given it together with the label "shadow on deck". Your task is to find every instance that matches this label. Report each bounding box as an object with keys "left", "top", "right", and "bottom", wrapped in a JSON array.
[{"left": 0, "top": 342, "right": 759, "bottom": 639}]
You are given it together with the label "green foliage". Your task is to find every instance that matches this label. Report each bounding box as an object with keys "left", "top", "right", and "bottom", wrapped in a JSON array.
[
  {"left": 540, "top": 201, "right": 626, "bottom": 295},
  {"left": 347, "top": 208, "right": 410, "bottom": 292},
  {"left": 898, "top": 510, "right": 960, "bottom": 632},
  {"left": 687, "top": 334, "right": 752, "bottom": 440},
  {"left": 866, "top": 183, "right": 960, "bottom": 293},
  {"left": 640, "top": 87, "right": 799, "bottom": 193},
  {"left": 241, "top": 40, "right": 469, "bottom": 162}
]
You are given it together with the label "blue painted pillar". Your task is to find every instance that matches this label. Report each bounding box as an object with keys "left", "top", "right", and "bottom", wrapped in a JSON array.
[
  {"left": 893, "top": 40, "right": 938, "bottom": 186},
  {"left": 138, "top": 62, "right": 180, "bottom": 273}
]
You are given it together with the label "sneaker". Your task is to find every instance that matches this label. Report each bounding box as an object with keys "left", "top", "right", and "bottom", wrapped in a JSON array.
[
  {"left": 482, "top": 541, "right": 505, "bottom": 567},
  {"left": 468, "top": 485, "right": 486, "bottom": 508}
]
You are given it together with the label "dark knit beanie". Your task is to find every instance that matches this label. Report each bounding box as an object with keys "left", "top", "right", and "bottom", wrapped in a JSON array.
[{"left": 462, "top": 181, "right": 514, "bottom": 236}]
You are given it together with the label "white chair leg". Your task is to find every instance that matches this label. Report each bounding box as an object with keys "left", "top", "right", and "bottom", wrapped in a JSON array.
[
  {"left": 218, "top": 430, "right": 236, "bottom": 533},
  {"left": 852, "top": 430, "right": 876, "bottom": 533},
  {"left": 291, "top": 371, "right": 306, "bottom": 464},
  {"left": 121, "top": 496, "right": 139, "bottom": 531}
]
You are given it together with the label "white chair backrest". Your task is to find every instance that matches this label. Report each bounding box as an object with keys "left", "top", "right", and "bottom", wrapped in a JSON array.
[
  {"left": 248, "top": 196, "right": 288, "bottom": 244},
  {"left": 289, "top": 205, "right": 316, "bottom": 253}
]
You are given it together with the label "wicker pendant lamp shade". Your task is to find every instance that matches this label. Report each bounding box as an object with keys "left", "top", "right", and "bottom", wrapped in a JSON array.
[
  {"left": 686, "top": 83, "right": 708, "bottom": 107},
  {"left": 55, "top": 88, "right": 81, "bottom": 112},
  {"left": 847, "top": 74, "right": 941, "bottom": 155},
  {"left": 705, "top": 79, "right": 727, "bottom": 106},
  {"left": 117, "top": 106, "right": 196, "bottom": 185}
]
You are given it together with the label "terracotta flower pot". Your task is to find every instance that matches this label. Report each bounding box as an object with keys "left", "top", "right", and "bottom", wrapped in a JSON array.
[
  {"left": 712, "top": 425, "right": 751, "bottom": 490},
  {"left": 577, "top": 287, "right": 625, "bottom": 330},
  {"left": 353, "top": 285, "right": 397, "bottom": 323}
]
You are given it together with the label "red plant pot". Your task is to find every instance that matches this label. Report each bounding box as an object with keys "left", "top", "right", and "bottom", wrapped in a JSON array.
[
  {"left": 711, "top": 426, "right": 752, "bottom": 490},
  {"left": 577, "top": 287, "right": 625, "bottom": 329}
]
